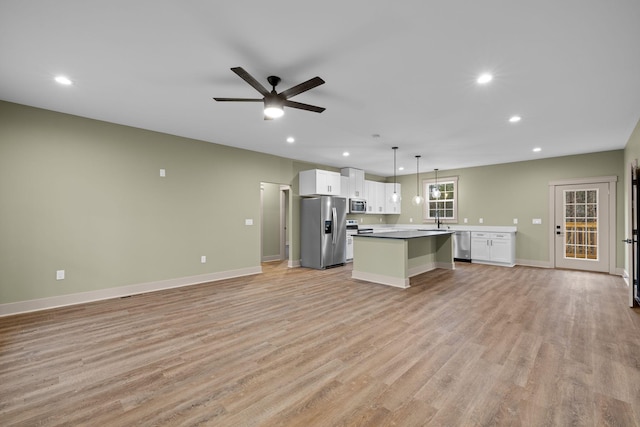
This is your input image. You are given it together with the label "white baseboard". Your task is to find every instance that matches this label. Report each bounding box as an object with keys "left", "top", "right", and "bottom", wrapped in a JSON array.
[
  {"left": 289, "top": 259, "right": 301, "bottom": 268},
  {"left": 0, "top": 266, "right": 263, "bottom": 317},
  {"left": 515, "top": 259, "right": 553, "bottom": 268},
  {"left": 261, "top": 255, "right": 281, "bottom": 262},
  {"left": 351, "top": 270, "right": 410, "bottom": 288},
  {"left": 408, "top": 263, "right": 436, "bottom": 278}
]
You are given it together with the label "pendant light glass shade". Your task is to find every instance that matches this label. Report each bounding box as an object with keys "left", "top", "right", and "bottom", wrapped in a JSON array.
[
  {"left": 390, "top": 147, "right": 401, "bottom": 203},
  {"left": 431, "top": 168, "right": 441, "bottom": 199},
  {"left": 411, "top": 155, "right": 424, "bottom": 206}
]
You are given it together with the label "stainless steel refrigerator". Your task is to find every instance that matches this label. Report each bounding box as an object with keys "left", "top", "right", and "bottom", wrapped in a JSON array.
[{"left": 301, "top": 196, "right": 347, "bottom": 269}]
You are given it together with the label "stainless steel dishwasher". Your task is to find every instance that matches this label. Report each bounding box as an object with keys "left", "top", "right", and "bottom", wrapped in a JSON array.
[{"left": 453, "top": 231, "right": 471, "bottom": 261}]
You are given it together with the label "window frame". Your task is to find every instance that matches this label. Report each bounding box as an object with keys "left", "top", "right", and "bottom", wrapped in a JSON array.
[{"left": 422, "top": 176, "right": 459, "bottom": 223}]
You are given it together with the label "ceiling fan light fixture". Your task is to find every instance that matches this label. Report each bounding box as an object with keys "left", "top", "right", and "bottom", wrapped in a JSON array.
[
  {"left": 264, "top": 106, "right": 284, "bottom": 119},
  {"left": 264, "top": 93, "right": 284, "bottom": 118}
]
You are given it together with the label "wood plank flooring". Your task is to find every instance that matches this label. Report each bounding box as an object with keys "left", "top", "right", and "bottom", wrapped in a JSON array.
[{"left": 2, "top": 262, "right": 640, "bottom": 426}]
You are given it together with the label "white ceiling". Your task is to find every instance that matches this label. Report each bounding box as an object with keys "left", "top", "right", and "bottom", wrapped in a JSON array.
[{"left": 1, "top": 1, "right": 639, "bottom": 177}]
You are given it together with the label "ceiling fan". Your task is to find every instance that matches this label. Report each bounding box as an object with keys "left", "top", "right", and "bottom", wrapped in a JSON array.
[{"left": 214, "top": 67, "right": 325, "bottom": 119}]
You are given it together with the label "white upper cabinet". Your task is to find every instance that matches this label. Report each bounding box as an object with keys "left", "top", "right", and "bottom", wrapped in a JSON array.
[
  {"left": 341, "top": 168, "right": 365, "bottom": 199},
  {"left": 299, "top": 169, "right": 342, "bottom": 196},
  {"left": 364, "top": 180, "right": 395, "bottom": 214},
  {"left": 365, "top": 180, "right": 385, "bottom": 214},
  {"left": 365, "top": 180, "right": 377, "bottom": 213},
  {"left": 384, "top": 183, "right": 402, "bottom": 214},
  {"left": 340, "top": 176, "right": 350, "bottom": 198}
]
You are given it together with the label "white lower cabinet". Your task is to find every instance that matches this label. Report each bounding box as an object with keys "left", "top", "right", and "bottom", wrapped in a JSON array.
[{"left": 471, "top": 232, "right": 515, "bottom": 267}]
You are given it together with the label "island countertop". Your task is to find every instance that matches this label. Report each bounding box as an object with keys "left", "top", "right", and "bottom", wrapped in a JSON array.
[
  {"left": 351, "top": 230, "right": 455, "bottom": 288},
  {"left": 354, "top": 229, "right": 454, "bottom": 239}
]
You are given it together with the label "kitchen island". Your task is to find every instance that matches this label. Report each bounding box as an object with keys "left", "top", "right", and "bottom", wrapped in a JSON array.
[{"left": 352, "top": 229, "right": 455, "bottom": 288}]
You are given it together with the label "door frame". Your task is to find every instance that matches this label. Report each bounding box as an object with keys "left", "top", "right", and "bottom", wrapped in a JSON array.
[
  {"left": 627, "top": 161, "right": 638, "bottom": 307},
  {"left": 279, "top": 185, "right": 291, "bottom": 265},
  {"left": 548, "top": 176, "right": 617, "bottom": 274}
]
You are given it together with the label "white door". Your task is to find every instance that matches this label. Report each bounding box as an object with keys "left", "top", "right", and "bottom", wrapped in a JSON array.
[{"left": 554, "top": 183, "right": 609, "bottom": 272}]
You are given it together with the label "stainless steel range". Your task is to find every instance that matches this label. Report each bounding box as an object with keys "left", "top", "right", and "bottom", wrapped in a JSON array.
[{"left": 346, "top": 219, "right": 358, "bottom": 261}]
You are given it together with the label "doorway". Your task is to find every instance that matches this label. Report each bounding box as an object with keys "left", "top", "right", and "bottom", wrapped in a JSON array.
[
  {"left": 260, "top": 182, "right": 291, "bottom": 264},
  {"left": 551, "top": 177, "right": 617, "bottom": 274}
]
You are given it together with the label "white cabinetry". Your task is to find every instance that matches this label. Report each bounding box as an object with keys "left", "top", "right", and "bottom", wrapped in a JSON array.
[
  {"left": 471, "top": 232, "right": 515, "bottom": 267},
  {"left": 365, "top": 180, "right": 385, "bottom": 214},
  {"left": 341, "top": 168, "right": 365, "bottom": 199},
  {"left": 340, "top": 176, "right": 349, "bottom": 198},
  {"left": 299, "top": 169, "right": 341, "bottom": 196},
  {"left": 364, "top": 180, "right": 401, "bottom": 214},
  {"left": 384, "top": 183, "right": 402, "bottom": 214}
]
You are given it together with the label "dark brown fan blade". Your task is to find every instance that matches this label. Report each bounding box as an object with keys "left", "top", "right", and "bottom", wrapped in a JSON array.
[
  {"left": 213, "top": 98, "right": 263, "bottom": 102},
  {"left": 278, "top": 76, "right": 325, "bottom": 99},
  {"left": 283, "top": 100, "right": 325, "bottom": 113},
  {"left": 231, "top": 67, "right": 270, "bottom": 96}
]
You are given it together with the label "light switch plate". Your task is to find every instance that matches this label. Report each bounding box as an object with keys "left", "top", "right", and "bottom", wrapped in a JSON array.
[
  {"left": 464, "top": 218, "right": 468, "bottom": 223},
  {"left": 201, "top": 256, "right": 206, "bottom": 264},
  {"left": 479, "top": 218, "right": 484, "bottom": 224},
  {"left": 513, "top": 218, "right": 518, "bottom": 224},
  {"left": 159, "top": 169, "right": 166, "bottom": 177},
  {"left": 532, "top": 218, "right": 542, "bottom": 224},
  {"left": 245, "top": 219, "right": 253, "bottom": 226},
  {"left": 56, "top": 270, "right": 65, "bottom": 280}
]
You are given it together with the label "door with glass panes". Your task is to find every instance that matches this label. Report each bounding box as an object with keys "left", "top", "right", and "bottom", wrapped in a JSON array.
[{"left": 554, "top": 183, "right": 609, "bottom": 272}]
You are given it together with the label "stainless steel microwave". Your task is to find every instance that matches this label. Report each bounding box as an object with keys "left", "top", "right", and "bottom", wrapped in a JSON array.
[{"left": 349, "top": 198, "right": 367, "bottom": 213}]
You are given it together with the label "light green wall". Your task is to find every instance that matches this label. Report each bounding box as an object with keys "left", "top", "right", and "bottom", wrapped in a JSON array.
[
  {"left": 261, "top": 182, "right": 281, "bottom": 259},
  {"left": 390, "top": 150, "right": 625, "bottom": 266},
  {"left": 0, "top": 101, "right": 327, "bottom": 304},
  {"left": 0, "top": 100, "right": 634, "bottom": 306}
]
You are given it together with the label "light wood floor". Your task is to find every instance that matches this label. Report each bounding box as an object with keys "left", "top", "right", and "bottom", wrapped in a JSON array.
[{"left": 2, "top": 262, "right": 640, "bottom": 426}]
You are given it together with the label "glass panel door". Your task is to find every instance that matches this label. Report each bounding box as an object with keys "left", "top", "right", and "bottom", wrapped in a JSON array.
[{"left": 555, "top": 183, "right": 609, "bottom": 273}]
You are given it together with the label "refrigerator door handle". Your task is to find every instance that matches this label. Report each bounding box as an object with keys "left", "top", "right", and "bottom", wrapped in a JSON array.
[{"left": 332, "top": 207, "right": 337, "bottom": 244}]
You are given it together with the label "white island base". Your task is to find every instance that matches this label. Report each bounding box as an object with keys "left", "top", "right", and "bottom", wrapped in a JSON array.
[{"left": 351, "top": 230, "right": 455, "bottom": 288}]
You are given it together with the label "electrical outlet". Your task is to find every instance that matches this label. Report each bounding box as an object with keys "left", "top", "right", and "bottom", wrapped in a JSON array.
[
  {"left": 513, "top": 218, "right": 518, "bottom": 224},
  {"left": 245, "top": 219, "right": 253, "bottom": 226},
  {"left": 56, "top": 270, "right": 65, "bottom": 280},
  {"left": 409, "top": 217, "right": 413, "bottom": 223},
  {"left": 532, "top": 218, "right": 542, "bottom": 225},
  {"left": 200, "top": 256, "right": 206, "bottom": 264},
  {"left": 464, "top": 218, "right": 468, "bottom": 224},
  {"left": 159, "top": 169, "right": 166, "bottom": 177},
  {"left": 479, "top": 218, "right": 484, "bottom": 224}
]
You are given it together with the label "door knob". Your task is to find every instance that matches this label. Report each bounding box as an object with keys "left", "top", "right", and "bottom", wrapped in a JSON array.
[{"left": 622, "top": 238, "right": 635, "bottom": 244}]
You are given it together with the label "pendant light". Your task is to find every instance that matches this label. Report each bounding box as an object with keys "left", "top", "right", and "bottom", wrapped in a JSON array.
[
  {"left": 431, "top": 168, "right": 441, "bottom": 199},
  {"left": 390, "top": 147, "right": 400, "bottom": 203},
  {"left": 411, "top": 155, "right": 424, "bottom": 206}
]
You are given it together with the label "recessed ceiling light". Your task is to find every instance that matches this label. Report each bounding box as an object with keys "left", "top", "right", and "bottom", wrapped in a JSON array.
[
  {"left": 477, "top": 73, "right": 493, "bottom": 84},
  {"left": 286, "top": 137, "right": 295, "bottom": 143},
  {"left": 509, "top": 115, "right": 522, "bottom": 123},
  {"left": 343, "top": 151, "right": 350, "bottom": 157},
  {"left": 533, "top": 147, "right": 542, "bottom": 152},
  {"left": 54, "top": 75, "right": 73, "bottom": 85}
]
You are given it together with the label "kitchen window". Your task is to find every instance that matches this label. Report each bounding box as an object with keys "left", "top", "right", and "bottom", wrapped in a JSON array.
[{"left": 422, "top": 176, "right": 458, "bottom": 223}]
